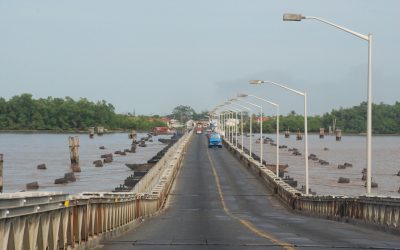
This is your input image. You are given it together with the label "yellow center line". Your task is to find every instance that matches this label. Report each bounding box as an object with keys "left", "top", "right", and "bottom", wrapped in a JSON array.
[{"left": 206, "top": 146, "right": 295, "bottom": 250}]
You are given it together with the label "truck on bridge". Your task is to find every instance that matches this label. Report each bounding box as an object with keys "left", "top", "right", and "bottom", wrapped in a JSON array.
[{"left": 195, "top": 122, "right": 205, "bottom": 134}]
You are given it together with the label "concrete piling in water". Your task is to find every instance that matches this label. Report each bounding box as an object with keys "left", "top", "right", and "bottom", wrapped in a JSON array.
[
  {"left": 97, "top": 126, "right": 104, "bottom": 136},
  {"left": 338, "top": 177, "right": 350, "bottom": 183},
  {"left": 89, "top": 127, "right": 95, "bottom": 138},
  {"left": 319, "top": 128, "right": 325, "bottom": 139},
  {"left": 0, "top": 154, "right": 3, "bottom": 192},
  {"left": 129, "top": 129, "right": 137, "bottom": 139},
  {"left": 26, "top": 181, "right": 39, "bottom": 189},
  {"left": 69, "top": 136, "right": 81, "bottom": 172},
  {"left": 37, "top": 163, "right": 47, "bottom": 170},
  {"left": 296, "top": 129, "right": 303, "bottom": 140},
  {"left": 284, "top": 129, "right": 290, "bottom": 138},
  {"left": 130, "top": 130, "right": 138, "bottom": 153},
  {"left": 131, "top": 141, "right": 137, "bottom": 153},
  {"left": 93, "top": 160, "right": 103, "bottom": 167},
  {"left": 335, "top": 129, "right": 342, "bottom": 141},
  {"left": 365, "top": 181, "right": 378, "bottom": 188}
]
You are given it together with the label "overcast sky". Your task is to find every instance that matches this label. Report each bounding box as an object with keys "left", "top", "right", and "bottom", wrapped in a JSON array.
[{"left": 1, "top": 0, "right": 399, "bottom": 116}]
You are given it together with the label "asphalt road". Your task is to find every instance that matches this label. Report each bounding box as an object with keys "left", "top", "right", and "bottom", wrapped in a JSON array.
[{"left": 102, "top": 134, "right": 400, "bottom": 249}]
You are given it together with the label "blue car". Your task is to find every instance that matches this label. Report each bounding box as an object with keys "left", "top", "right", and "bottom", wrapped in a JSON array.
[{"left": 208, "top": 133, "right": 222, "bottom": 148}]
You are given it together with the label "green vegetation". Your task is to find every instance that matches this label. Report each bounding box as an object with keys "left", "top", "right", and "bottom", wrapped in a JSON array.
[
  {"left": 1, "top": 95, "right": 399, "bottom": 134},
  {"left": 169, "top": 105, "right": 195, "bottom": 123},
  {"left": 254, "top": 102, "right": 400, "bottom": 134},
  {"left": 0, "top": 94, "right": 166, "bottom": 131}
]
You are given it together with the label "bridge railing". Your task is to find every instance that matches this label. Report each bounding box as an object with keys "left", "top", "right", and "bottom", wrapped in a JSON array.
[
  {"left": 0, "top": 131, "right": 192, "bottom": 250},
  {"left": 223, "top": 139, "right": 400, "bottom": 233}
]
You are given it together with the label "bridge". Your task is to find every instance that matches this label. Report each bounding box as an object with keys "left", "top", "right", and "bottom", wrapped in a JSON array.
[{"left": 0, "top": 132, "right": 400, "bottom": 249}]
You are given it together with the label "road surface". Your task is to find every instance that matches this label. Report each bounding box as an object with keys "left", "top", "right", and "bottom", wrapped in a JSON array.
[{"left": 102, "top": 134, "right": 400, "bottom": 249}]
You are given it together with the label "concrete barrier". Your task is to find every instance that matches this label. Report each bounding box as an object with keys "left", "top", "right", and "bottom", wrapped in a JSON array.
[
  {"left": 0, "top": 132, "right": 192, "bottom": 250},
  {"left": 223, "top": 139, "right": 400, "bottom": 234}
]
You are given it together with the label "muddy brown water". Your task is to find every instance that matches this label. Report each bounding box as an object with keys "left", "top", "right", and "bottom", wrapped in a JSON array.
[
  {"left": 0, "top": 132, "right": 170, "bottom": 193},
  {"left": 238, "top": 134, "right": 400, "bottom": 197}
]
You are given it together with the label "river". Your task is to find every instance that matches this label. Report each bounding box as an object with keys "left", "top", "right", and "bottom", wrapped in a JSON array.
[
  {"left": 0, "top": 132, "right": 170, "bottom": 194},
  {"left": 2, "top": 132, "right": 399, "bottom": 197},
  {"left": 239, "top": 133, "right": 400, "bottom": 197}
]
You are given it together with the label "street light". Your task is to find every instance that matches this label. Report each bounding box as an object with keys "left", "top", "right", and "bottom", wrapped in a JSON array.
[
  {"left": 230, "top": 103, "right": 252, "bottom": 153},
  {"left": 227, "top": 107, "right": 240, "bottom": 146},
  {"left": 217, "top": 104, "right": 227, "bottom": 137},
  {"left": 238, "top": 93, "right": 280, "bottom": 178},
  {"left": 226, "top": 101, "right": 253, "bottom": 155},
  {"left": 250, "top": 80, "right": 309, "bottom": 194},
  {"left": 229, "top": 106, "right": 240, "bottom": 147},
  {"left": 234, "top": 97, "right": 263, "bottom": 167},
  {"left": 217, "top": 108, "right": 228, "bottom": 140},
  {"left": 283, "top": 13, "right": 373, "bottom": 194},
  {"left": 225, "top": 101, "right": 240, "bottom": 147},
  {"left": 228, "top": 99, "right": 241, "bottom": 148},
  {"left": 214, "top": 105, "right": 224, "bottom": 134},
  {"left": 226, "top": 103, "right": 243, "bottom": 149},
  {"left": 223, "top": 111, "right": 231, "bottom": 142},
  {"left": 224, "top": 102, "right": 239, "bottom": 146}
]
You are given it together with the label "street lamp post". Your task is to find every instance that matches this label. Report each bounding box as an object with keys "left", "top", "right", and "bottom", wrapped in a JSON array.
[
  {"left": 231, "top": 103, "right": 251, "bottom": 153},
  {"left": 223, "top": 111, "right": 228, "bottom": 140},
  {"left": 234, "top": 109, "right": 239, "bottom": 147},
  {"left": 225, "top": 104, "right": 242, "bottom": 149},
  {"left": 223, "top": 103, "right": 239, "bottom": 146},
  {"left": 215, "top": 105, "right": 224, "bottom": 135},
  {"left": 233, "top": 109, "right": 238, "bottom": 147},
  {"left": 225, "top": 101, "right": 236, "bottom": 145},
  {"left": 250, "top": 80, "right": 309, "bottom": 194},
  {"left": 283, "top": 13, "right": 373, "bottom": 194},
  {"left": 235, "top": 98, "right": 263, "bottom": 167},
  {"left": 224, "top": 112, "right": 228, "bottom": 139},
  {"left": 228, "top": 111, "right": 233, "bottom": 144},
  {"left": 228, "top": 107, "right": 240, "bottom": 147},
  {"left": 238, "top": 93, "right": 281, "bottom": 178}
]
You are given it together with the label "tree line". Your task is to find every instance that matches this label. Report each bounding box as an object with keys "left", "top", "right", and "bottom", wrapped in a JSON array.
[
  {"left": 169, "top": 103, "right": 400, "bottom": 134},
  {"left": 1, "top": 95, "right": 399, "bottom": 134},
  {"left": 248, "top": 102, "right": 400, "bottom": 134},
  {"left": 0, "top": 94, "right": 165, "bottom": 131}
]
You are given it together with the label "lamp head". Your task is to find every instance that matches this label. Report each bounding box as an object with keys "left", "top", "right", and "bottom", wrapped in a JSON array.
[
  {"left": 237, "top": 93, "right": 248, "bottom": 98},
  {"left": 249, "top": 80, "right": 264, "bottom": 85},
  {"left": 283, "top": 13, "right": 304, "bottom": 21}
]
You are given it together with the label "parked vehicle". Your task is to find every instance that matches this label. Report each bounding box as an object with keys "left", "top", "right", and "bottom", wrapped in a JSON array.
[{"left": 208, "top": 133, "right": 222, "bottom": 148}]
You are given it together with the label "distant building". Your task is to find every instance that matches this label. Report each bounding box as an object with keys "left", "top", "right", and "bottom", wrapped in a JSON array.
[
  {"left": 256, "top": 117, "right": 270, "bottom": 124},
  {"left": 153, "top": 126, "right": 171, "bottom": 135}
]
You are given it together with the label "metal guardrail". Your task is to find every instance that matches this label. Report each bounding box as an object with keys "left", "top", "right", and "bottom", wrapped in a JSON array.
[
  {"left": 0, "top": 192, "right": 68, "bottom": 219},
  {"left": 0, "top": 132, "right": 192, "bottom": 250},
  {"left": 223, "top": 139, "right": 400, "bottom": 233}
]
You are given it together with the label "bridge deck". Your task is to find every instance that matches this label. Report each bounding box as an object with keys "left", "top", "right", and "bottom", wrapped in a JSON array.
[{"left": 102, "top": 134, "right": 400, "bottom": 249}]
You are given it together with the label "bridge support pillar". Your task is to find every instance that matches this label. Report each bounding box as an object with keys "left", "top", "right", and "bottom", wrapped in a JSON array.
[{"left": 69, "top": 136, "right": 81, "bottom": 172}]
